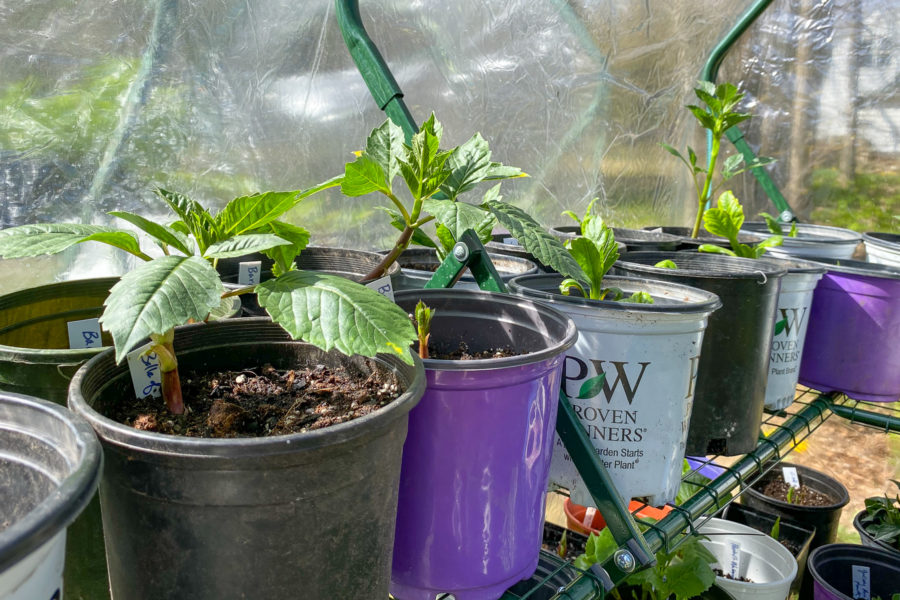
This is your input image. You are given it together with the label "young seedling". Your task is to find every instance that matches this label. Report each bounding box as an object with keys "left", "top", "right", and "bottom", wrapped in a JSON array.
[
  {"left": 413, "top": 300, "right": 435, "bottom": 360},
  {"left": 662, "top": 81, "right": 774, "bottom": 239},
  {"left": 0, "top": 186, "right": 417, "bottom": 415},
  {"left": 697, "top": 191, "right": 783, "bottom": 258},
  {"left": 786, "top": 485, "right": 797, "bottom": 505},
  {"left": 574, "top": 527, "right": 717, "bottom": 600},
  {"left": 325, "top": 114, "right": 584, "bottom": 283},
  {"left": 859, "top": 479, "right": 900, "bottom": 551},
  {"left": 769, "top": 516, "right": 781, "bottom": 541},
  {"left": 760, "top": 212, "right": 798, "bottom": 238},
  {"left": 559, "top": 199, "right": 652, "bottom": 303}
]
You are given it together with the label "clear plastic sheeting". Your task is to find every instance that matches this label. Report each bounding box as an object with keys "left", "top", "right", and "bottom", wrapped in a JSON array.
[{"left": 0, "top": 0, "right": 896, "bottom": 285}]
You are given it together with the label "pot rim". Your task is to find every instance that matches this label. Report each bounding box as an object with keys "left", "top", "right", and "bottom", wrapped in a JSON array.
[
  {"left": 852, "top": 509, "right": 900, "bottom": 555},
  {"left": 614, "top": 251, "right": 788, "bottom": 281},
  {"left": 507, "top": 273, "right": 722, "bottom": 314},
  {"left": 801, "top": 255, "right": 900, "bottom": 280},
  {"left": 550, "top": 224, "right": 682, "bottom": 244},
  {"left": 863, "top": 231, "right": 900, "bottom": 249},
  {"left": 699, "top": 517, "right": 798, "bottom": 587},
  {"left": 745, "top": 462, "right": 851, "bottom": 510},
  {"left": 393, "top": 288, "right": 577, "bottom": 370},
  {"left": 0, "top": 392, "right": 102, "bottom": 574},
  {"left": 808, "top": 543, "right": 900, "bottom": 598},
  {"left": 741, "top": 222, "right": 863, "bottom": 244},
  {"left": 67, "top": 318, "right": 426, "bottom": 458}
]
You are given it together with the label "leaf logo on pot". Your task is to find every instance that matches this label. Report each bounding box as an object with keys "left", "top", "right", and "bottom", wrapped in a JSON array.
[
  {"left": 773, "top": 307, "right": 808, "bottom": 338},
  {"left": 577, "top": 373, "right": 606, "bottom": 400},
  {"left": 564, "top": 356, "right": 650, "bottom": 405},
  {"left": 774, "top": 318, "right": 787, "bottom": 336}
]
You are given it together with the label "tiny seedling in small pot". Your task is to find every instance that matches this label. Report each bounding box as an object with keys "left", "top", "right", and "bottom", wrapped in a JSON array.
[
  {"left": 661, "top": 81, "right": 773, "bottom": 239},
  {"left": 0, "top": 185, "right": 417, "bottom": 417},
  {"left": 323, "top": 114, "right": 583, "bottom": 282}
]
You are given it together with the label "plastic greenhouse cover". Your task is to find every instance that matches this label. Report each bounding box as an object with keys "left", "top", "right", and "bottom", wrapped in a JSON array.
[{"left": 0, "top": 0, "right": 896, "bottom": 288}]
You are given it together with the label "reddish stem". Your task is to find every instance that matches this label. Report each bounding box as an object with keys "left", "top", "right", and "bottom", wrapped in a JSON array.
[
  {"left": 162, "top": 368, "right": 184, "bottom": 415},
  {"left": 362, "top": 226, "right": 414, "bottom": 282}
]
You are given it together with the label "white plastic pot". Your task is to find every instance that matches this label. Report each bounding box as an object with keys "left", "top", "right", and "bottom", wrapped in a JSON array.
[
  {"left": 508, "top": 274, "right": 720, "bottom": 507},
  {"left": 699, "top": 517, "right": 798, "bottom": 600},
  {"left": 740, "top": 222, "right": 862, "bottom": 261},
  {"left": 863, "top": 232, "right": 900, "bottom": 267},
  {"left": 763, "top": 259, "right": 826, "bottom": 410}
]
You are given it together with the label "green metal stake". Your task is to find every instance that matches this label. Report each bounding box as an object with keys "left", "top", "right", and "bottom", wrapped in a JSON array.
[{"left": 424, "top": 230, "right": 507, "bottom": 293}]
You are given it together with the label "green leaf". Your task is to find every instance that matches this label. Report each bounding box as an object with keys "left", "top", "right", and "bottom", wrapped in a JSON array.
[
  {"left": 484, "top": 199, "right": 586, "bottom": 282},
  {"left": 110, "top": 211, "right": 193, "bottom": 255},
  {"left": 567, "top": 237, "right": 606, "bottom": 299},
  {"left": 0, "top": 223, "right": 119, "bottom": 258},
  {"left": 654, "top": 259, "right": 678, "bottom": 269},
  {"left": 256, "top": 221, "right": 311, "bottom": 275},
  {"left": 484, "top": 162, "right": 525, "bottom": 181},
  {"left": 341, "top": 153, "right": 391, "bottom": 197},
  {"left": 256, "top": 271, "right": 416, "bottom": 364},
  {"left": 623, "top": 291, "right": 654, "bottom": 304},
  {"left": 378, "top": 207, "right": 437, "bottom": 248},
  {"left": 154, "top": 188, "right": 221, "bottom": 253},
  {"left": 79, "top": 231, "right": 148, "bottom": 259},
  {"left": 664, "top": 553, "right": 716, "bottom": 600},
  {"left": 687, "top": 105, "right": 716, "bottom": 131},
  {"left": 215, "top": 191, "right": 303, "bottom": 237},
  {"left": 434, "top": 223, "right": 456, "bottom": 253},
  {"left": 365, "top": 119, "right": 406, "bottom": 189},
  {"left": 439, "top": 132, "right": 492, "bottom": 200},
  {"left": 577, "top": 373, "right": 606, "bottom": 399},
  {"left": 759, "top": 212, "right": 783, "bottom": 235},
  {"left": 99, "top": 256, "right": 224, "bottom": 363},
  {"left": 422, "top": 198, "right": 491, "bottom": 241},
  {"left": 722, "top": 153, "right": 744, "bottom": 178},
  {"left": 697, "top": 243, "right": 735, "bottom": 256},
  {"left": 774, "top": 318, "right": 787, "bottom": 336},
  {"left": 204, "top": 234, "right": 293, "bottom": 259}
]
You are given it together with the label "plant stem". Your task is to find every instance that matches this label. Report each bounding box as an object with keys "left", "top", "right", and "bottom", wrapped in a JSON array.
[
  {"left": 151, "top": 330, "right": 183, "bottom": 415},
  {"left": 692, "top": 133, "right": 721, "bottom": 238},
  {"left": 221, "top": 285, "right": 256, "bottom": 299},
  {"left": 363, "top": 225, "right": 415, "bottom": 282}
]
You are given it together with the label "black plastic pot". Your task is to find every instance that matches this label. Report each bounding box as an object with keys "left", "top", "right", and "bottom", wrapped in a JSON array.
[
  {"left": 548, "top": 225, "right": 630, "bottom": 253},
  {"left": 808, "top": 544, "right": 900, "bottom": 600},
  {"left": 391, "top": 246, "right": 538, "bottom": 290},
  {"left": 853, "top": 509, "right": 900, "bottom": 556},
  {"left": 612, "top": 252, "right": 786, "bottom": 455},
  {"left": 0, "top": 392, "right": 102, "bottom": 600},
  {"left": 68, "top": 318, "right": 425, "bottom": 600},
  {"left": 641, "top": 226, "right": 763, "bottom": 251},
  {"left": 217, "top": 246, "right": 400, "bottom": 315},
  {"left": 741, "top": 463, "right": 850, "bottom": 550},
  {"left": 723, "top": 502, "right": 815, "bottom": 596}
]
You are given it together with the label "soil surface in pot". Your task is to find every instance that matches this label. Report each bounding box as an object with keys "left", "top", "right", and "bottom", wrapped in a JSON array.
[
  {"left": 760, "top": 476, "right": 837, "bottom": 507},
  {"left": 422, "top": 341, "right": 518, "bottom": 360},
  {"left": 713, "top": 569, "right": 753, "bottom": 583},
  {"left": 541, "top": 523, "right": 587, "bottom": 560},
  {"left": 100, "top": 362, "right": 401, "bottom": 437}
]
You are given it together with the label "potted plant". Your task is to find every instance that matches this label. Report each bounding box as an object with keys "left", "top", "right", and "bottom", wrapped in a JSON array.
[
  {"left": 808, "top": 544, "right": 900, "bottom": 600},
  {"left": 389, "top": 288, "right": 577, "bottom": 600},
  {"left": 315, "top": 114, "right": 584, "bottom": 284},
  {"left": 853, "top": 479, "right": 900, "bottom": 556},
  {"left": 509, "top": 210, "right": 722, "bottom": 506},
  {"left": 1, "top": 187, "right": 426, "bottom": 599},
  {"left": 0, "top": 391, "right": 101, "bottom": 600},
  {"left": 741, "top": 218, "right": 862, "bottom": 261},
  {"left": 551, "top": 200, "right": 680, "bottom": 252},
  {"left": 796, "top": 256, "right": 900, "bottom": 403}
]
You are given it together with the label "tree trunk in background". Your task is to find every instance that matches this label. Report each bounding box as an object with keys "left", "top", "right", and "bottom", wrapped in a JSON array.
[{"left": 838, "top": 0, "right": 862, "bottom": 183}]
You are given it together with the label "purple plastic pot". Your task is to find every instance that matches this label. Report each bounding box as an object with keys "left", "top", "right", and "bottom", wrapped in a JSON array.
[
  {"left": 798, "top": 257, "right": 900, "bottom": 402},
  {"left": 391, "top": 289, "right": 577, "bottom": 600},
  {"left": 809, "top": 544, "right": 900, "bottom": 600}
]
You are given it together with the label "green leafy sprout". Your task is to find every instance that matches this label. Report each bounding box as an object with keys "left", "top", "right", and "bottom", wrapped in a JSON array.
[
  {"left": 786, "top": 485, "right": 797, "bottom": 505},
  {"left": 559, "top": 199, "right": 653, "bottom": 304},
  {"left": 325, "top": 114, "right": 584, "bottom": 283},
  {"left": 760, "top": 212, "right": 798, "bottom": 237},
  {"left": 769, "top": 516, "right": 781, "bottom": 541},
  {"left": 859, "top": 479, "right": 900, "bottom": 551},
  {"left": 0, "top": 185, "right": 418, "bottom": 415},
  {"left": 697, "top": 191, "right": 784, "bottom": 259},
  {"left": 413, "top": 300, "right": 434, "bottom": 360},
  {"left": 661, "top": 81, "right": 775, "bottom": 239}
]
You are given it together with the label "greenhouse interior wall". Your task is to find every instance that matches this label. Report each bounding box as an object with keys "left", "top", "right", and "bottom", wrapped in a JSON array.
[{"left": 0, "top": 0, "right": 896, "bottom": 290}]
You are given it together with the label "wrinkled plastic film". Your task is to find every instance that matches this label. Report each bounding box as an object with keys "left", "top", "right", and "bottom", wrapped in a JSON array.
[{"left": 0, "top": 0, "right": 895, "bottom": 286}]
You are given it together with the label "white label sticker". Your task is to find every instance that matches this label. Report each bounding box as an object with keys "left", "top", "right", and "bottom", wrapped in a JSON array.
[
  {"left": 67, "top": 318, "right": 102, "bottom": 349},
  {"left": 502, "top": 237, "right": 520, "bottom": 246},
  {"left": 238, "top": 261, "right": 262, "bottom": 286},
  {"left": 782, "top": 466, "right": 801, "bottom": 489},
  {"left": 126, "top": 343, "right": 162, "bottom": 399},
  {"left": 728, "top": 542, "right": 741, "bottom": 579},
  {"left": 851, "top": 565, "right": 870, "bottom": 600},
  {"left": 365, "top": 275, "right": 395, "bottom": 302}
]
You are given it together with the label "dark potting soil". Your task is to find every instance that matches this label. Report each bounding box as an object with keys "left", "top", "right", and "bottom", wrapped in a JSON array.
[
  {"left": 541, "top": 523, "right": 588, "bottom": 560},
  {"left": 761, "top": 476, "right": 837, "bottom": 507},
  {"left": 101, "top": 363, "right": 402, "bottom": 438},
  {"left": 713, "top": 569, "right": 753, "bottom": 583},
  {"left": 428, "top": 341, "right": 519, "bottom": 360}
]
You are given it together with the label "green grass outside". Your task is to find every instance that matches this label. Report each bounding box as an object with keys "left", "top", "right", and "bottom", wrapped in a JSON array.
[{"left": 808, "top": 168, "right": 900, "bottom": 233}]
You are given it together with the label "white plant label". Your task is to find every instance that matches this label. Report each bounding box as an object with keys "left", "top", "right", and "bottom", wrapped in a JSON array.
[
  {"left": 238, "top": 261, "right": 262, "bottom": 286},
  {"left": 66, "top": 318, "right": 102, "bottom": 349},
  {"left": 782, "top": 466, "right": 801, "bottom": 489},
  {"left": 728, "top": 541, "right": 742, "bottom": 579},
  {"left": 851, "top": 565, "right": 870, "bottom": 600},
  {"left": 503, "top": 237, "right": 520, "bottom": 245},
  {"left": 126, "top": 343, "right": 162, "bottom": 399},
  {"left": 365, "top": 275, "right": 395, "bottom": 302}
]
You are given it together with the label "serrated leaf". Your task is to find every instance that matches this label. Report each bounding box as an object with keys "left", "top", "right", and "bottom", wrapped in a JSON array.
[
  {"left": 664, "top": 554, "right": 716, "bottom": 600},
  {"left": 485, "top": 200, "right": 585, "bottom": 282},
  {"left": 154, "top": 188, "right": 222, "bottom": 253},
  {"left": 759, "top": 212, "right": 783, "bottom": 235},
  {"left": 215, "top": 191, "right": 302, "bottom": 237},
  {"left": 0, "top": 223, "right": 118, "bottom": 258},
  {"left": 256, "top": 271, "right": 415, "bottom": 364},
  {"left": 423, "top": 198, "right": 491, "bottom": 241},
  {"left": 204, "top": 234, "right": 293, "bottom": 259},
  {"left": 342, "top": 154, "right": 391, "bottom": 197},
  {"left": 697, "top": 243, "right": 735, "bottom": 256},
  {"left": 79, "top": 231, "right": 147, "bottom": 259},
  {"left": 439, "top": 132, "right": 492, "bottom": 200},
  {"left": 434, "top": 223, "right": 456, "bottom": 253},
  {"left": 687, "top": 105, "right": 716, "bottom": 131},
  {"left": 484, "top": 162, "right": 525, "bottom": 180},
  {"left": 99, "top": 256, "right": 224, "bottom": 363},
  {"left": 365, "top": 119, "right": 406, "bottom": 189},
  {"left": 722, "top": 153, "right": 744, "bottom": 177},
  {"left": 110, "top": 211, "right": 193, "bottom": 255},
  {"left": 256, "top": 221, "right": 311, "bottom": 274},
  {"left": 577, "top": 373, "right": 606, "bottom": 399}
]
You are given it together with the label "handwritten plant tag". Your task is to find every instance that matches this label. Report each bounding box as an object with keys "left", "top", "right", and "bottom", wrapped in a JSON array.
[
  {"left": 365, "top": 275, "right": 395, "bottom": 302},
  {"left": 238, "top": 261, "right": 262, "bottom": 286},
  {"left": 503, "top": 237, "right": 520, "bottom": 246},
  {"left": 126, "top": 343, "right": 162, "bottom": 399},
  {"left": 67, "top": 318, "right": 102, "bottom": 349},
  {"left": 782, "top": 466, "right": 801, "bottom": 489},
  {"left": 851, "top": 565, "right": 870, "bottom": 600},
  {"left": 728, "top": 541, "right": 742, "bottom": 579}
]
